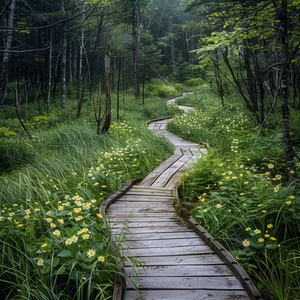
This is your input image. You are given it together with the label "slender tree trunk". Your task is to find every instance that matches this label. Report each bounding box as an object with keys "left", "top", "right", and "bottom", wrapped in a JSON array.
[
  {"left": 61, "top": 0, "right": 67, "bottom": 109},
  {"left": 133, "top": 4, "right": 140, "bottom": 98},
  {"left": 277, "top": 0, "right": 297, "bottom": 181},
  {"left": 101, "top": 35, "right": 112, "bottom": 133},
  {"left": 0, "top": 0, "right": 16, "bottom": 105},
  {"left": 46, "top": 30, "right": 53, "bottom": 112}
]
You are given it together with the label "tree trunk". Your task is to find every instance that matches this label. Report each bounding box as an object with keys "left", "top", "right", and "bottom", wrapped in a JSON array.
[
  {"left": 133, "top": 4, "right": 140, "bottom": 98},
  {"left": 46, "top": 29, "right": 53, "bottom": 112},
  {"left": 277, "top": 0, "right": 297, "bottom": 181},
  {"left": 0, "top": 0, "right": 16, "bottom": 106},
  {"left": 61, "top": 0, "right": 67, "bottom": 109},
  {"left": 101, "top": 35, "right": 112, "bottom": 133}
]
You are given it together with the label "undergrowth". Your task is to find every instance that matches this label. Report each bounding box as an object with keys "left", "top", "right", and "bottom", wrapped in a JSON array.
[
  {"left": 168, "top": 85, "right": 300, "bottom": 299},
  {"left": 0, "top": 87, "right": 174, "bottom": 299}
]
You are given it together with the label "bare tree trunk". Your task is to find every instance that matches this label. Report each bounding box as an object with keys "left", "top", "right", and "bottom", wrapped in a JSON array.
[
  {"left": 46, "top": 30, "right": 53, "bottom": 112},
  {"left": 0, "top": 0, "right": 16, "bottom": 105},
  {"left": 61, "top": 0, "right": 67, "bottom": 109},
  {"left": 101, "top": 35, "right": 112, "bottom": 133},
  {"left": 277, "top": 0, "right": 297, "bottom": 181},
  {"left": 133, "top": 4, "right": 141, "bottom": 98}
]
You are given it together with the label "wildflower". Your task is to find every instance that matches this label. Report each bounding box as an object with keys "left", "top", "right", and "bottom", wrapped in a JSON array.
[
  {"left": 245, "top": 227, "right": 251, "bottom": 231},
  {"left": 0, "top": 216, "right": 3, "bottom": 221},
  {"left": 65, "top": 238, "right": 73, "bottom": 245},
  {"left": 58, "top": 205, "right": 64, "bottom": 211},
  {"left": 243, "top": 182, "right": 249, "bottom": 185},
  {"left": 218, "top": 182, "right": 223, "bottom": 185},
  {"left": 50, "top": 223, "right": 56, "bottom": 228},
  {"left": 216, "top": 204, "right": 222, "bottom": 209},
  {"left": 267, "top": 163, "right": 275, "bottom": 169},
  {"left": 264, "top": 234, "right": 270, "bottom": 238},
  {"left": 75, "top": 216, "right": 83, "bottom": 221},
  {"left": 17, "top": 224, "right": 24, "bottom": 227},
  {"left": 82, "top": 234, "right": 90, "bottom": 240},
  {"left": 58, "top": 219, "right": 64, "bottom": 224},
  {"left": 37, "top": 259, "right": 44, "bottom": 266},
  {"left": 254, "top": 229, "right": 261, "bottom": 234},
  {"left": 274, "top": 185, "right": 280, "bottom": 193},
  {"left": 65, "top": 195, "right": 70, "bottom": 199},
  {"left": 53, "top": 230, "right": 61, "bottom": 237},
  {"left": 289, "top": 195, "right": 295, "bottom": 199},
  {"left": 98, "top": 255, "right": 105, "bottom": 262},
  {"left": 97, "top": 213, "right": 103, "bottom": 219},
  {"left": 73, "top": 207, "right": 82, "bottom": 213},
  {"left": 262, "top": 210, "right": 267, "bottom": 213},
  {"left": 70, "top": 235, "right": 78, "bottom": 243},
  {"left": 242, "top": 240, "right": 250, "bottom": 247},
  {"left": 41, "top": 243, "right": 47, "bottom": 248},
  {"left": 258, "top": 238, "right": 264, "bottom": 243},
  {"left": 267, "top": 224, "right": 273, "bottom": 229},
  {"left": 286, "top": 200, "right": 292, "bottom": 205},
  {"left": 87, "top": 249, "right": 96, "bottom": 258},
  {"left": 270, "top": 237, "right": 277, "bottom": 241}
]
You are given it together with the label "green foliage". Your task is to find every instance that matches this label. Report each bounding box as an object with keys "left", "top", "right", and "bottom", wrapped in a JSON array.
[
  {"left": 144, "top": 84, "right": 179, "bottom": 98},
  {"left": 169, "top": 87, "right": 300, "bottom": 299}
]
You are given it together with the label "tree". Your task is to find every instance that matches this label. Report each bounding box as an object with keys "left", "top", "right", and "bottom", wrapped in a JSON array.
[{"left": 0, "top": 0, "right": 16, "bottom": 106}]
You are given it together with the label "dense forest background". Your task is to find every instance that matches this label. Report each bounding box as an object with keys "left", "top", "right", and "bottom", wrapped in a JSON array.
[{"left": 1, "top": 0, "right": 300, "bottom": 180}]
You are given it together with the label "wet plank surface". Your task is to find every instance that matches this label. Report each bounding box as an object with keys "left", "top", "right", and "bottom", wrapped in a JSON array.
[{"left": 105, "top": 97, "right": 260, "bottom": 300}]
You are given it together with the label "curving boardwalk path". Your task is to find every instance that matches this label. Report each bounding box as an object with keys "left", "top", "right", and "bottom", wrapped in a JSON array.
[{"left": 101, "top": 95, "right": 261, "bottom": 300}]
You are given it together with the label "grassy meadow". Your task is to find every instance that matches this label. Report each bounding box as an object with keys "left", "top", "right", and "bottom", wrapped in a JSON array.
[{"left": 0, "top": 87, "right": 179, "bottom": 300}]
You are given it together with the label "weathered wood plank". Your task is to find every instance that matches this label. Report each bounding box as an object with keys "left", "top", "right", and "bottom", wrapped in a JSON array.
[
  {"left": 123, "top": 290, "right": 251, "bottom": 300},
  {"left": 108, "top": 212, "right": 176, "bottom": 218},
  {"left": 123, "top": 264, "right": 233, "bottom": 277},
  {"left": 109, "top": 221, "right": 184, "bottom": 228},
  {"left": 123, "top": 254, "right": 226, "bottom": 266},
  {"left": 126, "top": 276, "right": 245, "bottom": 290},
  {"left": 108, "top": 205, "right": 173, "bottom": 213},
  {"left": 110, "top": 226, "right": 190, "bottom": 234},
  {"left": 128, "top": 237, "right": 206, "bottom": 248},
  {"left": 124, "top": 245, "right": 213, "bottom": 256},
  {"left": 120, "top": 231, "right": 200, "bottom": 240},
  {"left": 116, "top": 195, "right": 174, "bottom": 202}
]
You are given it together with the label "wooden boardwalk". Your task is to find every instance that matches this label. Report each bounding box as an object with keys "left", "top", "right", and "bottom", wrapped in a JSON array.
[{"left": 101, "top": 102, "right": 261, "bottom": 300}]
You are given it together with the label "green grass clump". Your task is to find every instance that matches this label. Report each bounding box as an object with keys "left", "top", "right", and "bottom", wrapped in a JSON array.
[{"left": 168, "top": 87, "right": 300, "bottom": 299}]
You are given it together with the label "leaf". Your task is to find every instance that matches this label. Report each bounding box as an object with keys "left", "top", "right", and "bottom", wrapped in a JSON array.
[{"left": 57, "top": 249, "right": 73, "bottom": 258}]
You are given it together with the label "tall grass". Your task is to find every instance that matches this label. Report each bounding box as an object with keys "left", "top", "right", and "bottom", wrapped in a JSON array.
[
  {"left": 0, "top": 91, "right": 174, "bottom": 299},
  {"left": 168, "top": 85, "right": 300, "bottom": 299}
]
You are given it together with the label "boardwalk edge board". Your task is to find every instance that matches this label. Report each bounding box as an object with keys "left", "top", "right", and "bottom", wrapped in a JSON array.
[{"left": 185, "top": 216, "right": 263, "bottom": 300}]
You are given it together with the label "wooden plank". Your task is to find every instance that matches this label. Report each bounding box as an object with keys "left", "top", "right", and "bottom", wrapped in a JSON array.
[
  {"left": 123, "top": 254, "right": 226, "bottom": 266},
  {"left": 110, "top": 221, "right": 184, "bottom": 228},
  {"left": 124, "top": 245, "right": 213, "bottom": 256},
  {"left": 120, "top": 231, "right": 200, "bottom": 240},
  {"left": 126, "top": 276, "right": 245, "bottom": 290},
  {"left": 123, "top": 264, "right": 234, "bottom": 277},
  {"left": 108, "top": 205, "right": 173, "bottom": 213},
  {"left": 108, "top": 212, "right": 176, "bottom": 218},
  {"left": 123, "top": 290, "right": 251, "bottom": 300},
  {"left": 111, "top": 226, "right": 190, "bottom": 234},
  {"left": 128, "top": 237, "right": 206, "bottom": 248},
  {"left": 114, "top": 195, "right": 173, "bottom": 202}
]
